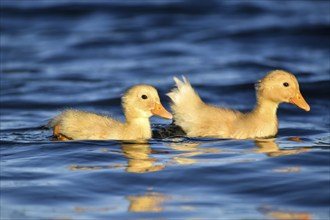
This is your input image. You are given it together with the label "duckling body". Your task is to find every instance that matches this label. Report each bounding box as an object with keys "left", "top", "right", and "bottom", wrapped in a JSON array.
[
  {"left": 175, "top": 103, "right": 278, "bottom": 139},
  {"left": 167, "top": 70, "right": 310, "bottom": 139},
  {"left": 49, "top": 85, "right": 172, "bottom": 141}
]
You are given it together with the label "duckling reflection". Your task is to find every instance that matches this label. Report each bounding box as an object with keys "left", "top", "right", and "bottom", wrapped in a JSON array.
[
  {"left": 67, "top": 142, "right": 166, "bottom": 173},
  {"left": 121, "top": 142, "right": 166, "bottom": 173},
  {"left": 167, "top": 141, "right": 221, "bottom": 165},
  {"left": 127, "top": 191, "right": 170, "bottom": 212},
  {"left": 253, "top": 138, "right": 310, "bottom": 157}
]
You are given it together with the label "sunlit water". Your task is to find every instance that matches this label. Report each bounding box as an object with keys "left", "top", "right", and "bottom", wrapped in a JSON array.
[{"left": 1, "top": 1, "right": 329, "bottom": 219}]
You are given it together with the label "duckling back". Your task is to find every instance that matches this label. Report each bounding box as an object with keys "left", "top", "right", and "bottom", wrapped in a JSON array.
[
  {"left": 49, "top": 110, "right": 123, "bottom": 140},
  {"left": 167, "top": 77, "right": 238, "bottom": 137}
]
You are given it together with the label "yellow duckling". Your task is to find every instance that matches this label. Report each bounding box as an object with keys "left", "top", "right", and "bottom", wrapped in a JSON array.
[
  {"left": 49, "top": 85, "right": 172, "bottom": 141},
  {"left": 167, "top": 70, "right": 310, "bottom": 139}
]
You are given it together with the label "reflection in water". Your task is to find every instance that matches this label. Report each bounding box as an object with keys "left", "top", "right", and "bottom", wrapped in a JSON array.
[
  {"left": 67, "top": 138, "right": 309, "bottom": 174},
  {"left": 168, "top": 142, "right": 220, "bottom": 165},
  {"left": 127, "top": 191, "right": 170, "bottom": 212},
  {"left": 72, "top": 191, "right": 170, "bottom": 214},
  {"left": 121, "top": 143, "right": 165, "bottom": 173},
  {"left": 67, "top": 142, "right": 166, "bottom": 173},
  {"left": 68, "top": 165, "right": 104, "bottom": 171},
  {"left": 259, "top": 205, "right": 311, "bottom": 220},
  {"left": 253, "top": 138, "right": 310, "bottom": 157},
  {"left": 167, "top": 138, "right": 310, "bottom": 168},
  {"left": 272, "top": 167, "right": 301, "bottom": 173}
]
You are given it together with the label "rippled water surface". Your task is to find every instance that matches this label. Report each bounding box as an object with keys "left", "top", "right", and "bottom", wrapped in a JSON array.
[{"left": 1, "top": 0, "right": 329, "bottom": 219}]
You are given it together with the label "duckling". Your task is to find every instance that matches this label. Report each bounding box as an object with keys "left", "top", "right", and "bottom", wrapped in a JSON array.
[
  {"left": 49, "top": 85, "right": 172, "bottom": 141},
  {"left": 167, "top": 70, "right": 310, "bottom": 139}
]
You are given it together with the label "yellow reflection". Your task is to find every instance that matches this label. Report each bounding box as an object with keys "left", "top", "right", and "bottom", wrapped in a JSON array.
[
  {"left": 127, "top": 192, "right": 170, "bottom": 212},
  {"left": 121, "top": 143, "right": 165, "bottom": 173},
  {"left": 70, "top": 192, "right": 170, "bottom": 214},
  {"left": 168, "top": 142, "right": 220, "bottom": 165},
  {"left": 68, "top": 165, "right": 103, "bottom": 171},
  {"left": 272, "top": 166, "right": 301, "bottom": 173},
  {"left": 259, "top": 205, "right": 311, "bottom": 220},
  {"left": 253, "top": 138, "right": 310, "bottom": 157},
  {"left": 67, "top": 142, "right": 166, "bottom": 173}
]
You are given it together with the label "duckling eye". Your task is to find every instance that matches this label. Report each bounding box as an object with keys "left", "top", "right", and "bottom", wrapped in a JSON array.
[
  {"left": 283, "top": 82, "right": 289, "bottom": 87},
  {"left": 141, "top": 94, "right": 148, "bottom": 100}
]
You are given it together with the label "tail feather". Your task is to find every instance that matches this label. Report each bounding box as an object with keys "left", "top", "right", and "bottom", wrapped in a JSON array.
[
  {"left": 167, "top": 76, "right": 204, "bottom": 134},
  {"left": 167, "top": 76, "right": 203, "bottom": 107}
]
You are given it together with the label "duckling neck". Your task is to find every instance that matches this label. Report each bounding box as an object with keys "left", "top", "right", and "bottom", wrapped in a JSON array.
[
  {"left": 246, "top": 98, "right": 279, "bottom": 138},
  {"left": 253, "top": 98, "right": 279, "bottom": 117},
  {"left": 125, "top": 117, "right": 152, "bottom": 139}
]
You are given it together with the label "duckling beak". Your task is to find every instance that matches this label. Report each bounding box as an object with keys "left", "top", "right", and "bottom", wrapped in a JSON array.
[
  {"left": 151, "top": 102, "right": 173, "bottom": 119},
  {"left": 289, "top": 91, "right": 310, "bottom": 111}
]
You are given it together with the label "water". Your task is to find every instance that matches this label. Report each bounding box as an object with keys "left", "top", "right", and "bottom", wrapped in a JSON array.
[{"left": 1, "top": 0, "right": 329, "bottom": 219}]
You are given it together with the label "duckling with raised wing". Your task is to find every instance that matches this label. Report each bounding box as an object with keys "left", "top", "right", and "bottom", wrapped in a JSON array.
[
  {"left": 167, "top": 70, "right": 310, "bottom": 139},
  {"left": 49, "top": 85, "right": 172, "bottom": 141}
]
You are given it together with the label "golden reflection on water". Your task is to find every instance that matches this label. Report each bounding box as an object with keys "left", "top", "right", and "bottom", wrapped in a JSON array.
[
  {"left": 68, "top": 142, "right": 166, "bottom": 173},
  {"left": 167, "top": 142, "right": 220, "bottom": 165},
  {"left": 67, "top": 137, "right": 309, "bottom": 174},
  {"left": 121, "top": 143, "right": 166, "bottom": 173},
  {"left": 65, "top": 139, "right": 312, "bottom": 217},
  {"left": 259, "top": 205, "right": 312, "bottom": 220},
  {"left": 71, "top": 191, "right": 172, "bottom": 214},
  {"left": 272, "top": 166, "right": 301, "bottom": 173},
  {"left": 253, "top": 138, "right": 310, "bottom": 173},
  {"left": 127, "top": 191, "right": 170, "bottom": 212},
  {"left": 253, "top": 138, "right": 310, "bottom": 157},
  {"left": 167, "top": 138, "right": 309, "bottom": 167},
  {"left": 67, "top": 140, "right": 221, "bottom": 173}
]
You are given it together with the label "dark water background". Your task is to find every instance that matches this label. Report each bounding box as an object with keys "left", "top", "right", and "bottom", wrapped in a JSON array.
[{"left": 1, "top": 0, "right": 329, "bottom": 219}]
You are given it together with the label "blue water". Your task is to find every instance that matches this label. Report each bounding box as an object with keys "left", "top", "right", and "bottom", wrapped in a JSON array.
[{"left": 1, "top": 0, "right": 329, "bottom": 219}]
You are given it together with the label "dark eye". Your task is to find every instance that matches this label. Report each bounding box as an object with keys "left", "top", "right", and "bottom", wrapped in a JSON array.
[
  {"left": 283, "top": 82, "right": 289, "bottom": 87},
  {"left": 141, "top": 94, "right": 148, "bottom": 99}
]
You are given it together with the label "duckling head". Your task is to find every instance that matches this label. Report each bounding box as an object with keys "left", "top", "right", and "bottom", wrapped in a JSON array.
[
  {"left": 256, "top": 70, "right": 310, "bottom": 111},
  {"left": 122, "top": 85, "right": 173, "bottom": 120}
]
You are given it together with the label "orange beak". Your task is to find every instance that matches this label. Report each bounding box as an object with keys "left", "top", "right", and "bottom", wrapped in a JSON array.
[
  {"left": 151, "top": 102, "right": 173, "bottom": 119},
  {"left": 289, "top": 91, "right": 310, "bottom": 111}
]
